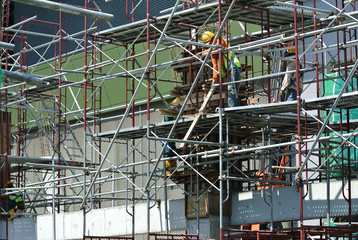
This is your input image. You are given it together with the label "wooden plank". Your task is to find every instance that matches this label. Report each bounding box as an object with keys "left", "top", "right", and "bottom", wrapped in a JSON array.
[
  {"left": 179, "top": 85, "right": 217, "bottom": 149},
  {"left": 171, "top": 92, "right": 227, "bottom": 108},
  {"left": 247, "top": 97, "right": 259, "bottom": 105}
]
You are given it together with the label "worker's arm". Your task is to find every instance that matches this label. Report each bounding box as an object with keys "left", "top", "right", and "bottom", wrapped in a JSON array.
[
  {"left": 196, "top": 39, "right": 221, "bottom": 56},
  {"left": 196, "top": 48, "right": 210, "bottom": 57},
  {"left": 211, "top": 54, "right": 219, "bottom": 84}
]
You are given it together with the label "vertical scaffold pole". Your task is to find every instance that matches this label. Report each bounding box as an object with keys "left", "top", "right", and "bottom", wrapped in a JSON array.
[
  {"left": 219, "top": 107, "right": 224, "bottom": 240},
  {"left": 146, "top": 0, "right": 151, "bottom": 238},
  {"left": 2, "top": 0, "right": 10, "bottom": 239},
  {"left": 313, "top": 0, "right": 323, "bottom": 184},
  {"left": 83, "top": 0, "right": 88, "bottom": 238},
  {"left": 218, "top": 0, "right": 223, "bottom": 110},
  {"left": 340, "top": 0, "right": 353, "bottom": 226},
  {"left": 292, "top": 1, "right": 304, "bottom": 239},
  {"left": 218, "top": 0, "right": 223, "bottom": 239},
  {"left": 267, "top": 9, "right": 271, "bottom": 103},
  {"left": 130, "top": 1, "right": 136, "bottom": 236},
  {"left": 57, "top": 9, "right": 62, "bottom": 216}
]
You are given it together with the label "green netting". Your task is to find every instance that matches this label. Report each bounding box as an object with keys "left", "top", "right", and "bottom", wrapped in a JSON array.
[
  {"left": 324, "top": 73, "right": 358, "bottom": 179},
  {"left": 324, "top": 72, "right": 358, "bottom": 121}
]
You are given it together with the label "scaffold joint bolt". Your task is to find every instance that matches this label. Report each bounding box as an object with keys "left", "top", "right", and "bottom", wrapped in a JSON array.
[
  {"left": 80, "top": 204, "right": 87, "bottom": 210},
  {"left": 327, "top": 11, "right": 334, "bottom": 17},
  {"left": 295, "top": 173, "right": 302, "bottom": 182},
  {"left": 294, "top": 135, "right": 303, "bottom": 144},
  {"left": 343, "top": 142, "right": 351, "bottom": 148},
  {"left": 237, "top": 45, "right": 242, "bottom": 53}
]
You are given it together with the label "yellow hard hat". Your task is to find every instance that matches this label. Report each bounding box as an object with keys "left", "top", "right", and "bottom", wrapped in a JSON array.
[
  {"left": 171, "top": 97, "right": 180, "bottom": 104},
  {"left": 202, "top": 31, "right": 214, "bottom": 44},
  {"left": 3, "top": 180, "right": 12, "bottom": 187},
  {"left": 287, "top": 48, "right": 296, "bottom": 54},
  {"left": 286, "top": 42, "right": 298, "bottom": 54}
]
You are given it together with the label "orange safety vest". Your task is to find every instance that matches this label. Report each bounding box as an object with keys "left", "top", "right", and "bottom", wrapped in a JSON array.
[{"left": 204, "top": 39, "right": 241, "bottom": 80}]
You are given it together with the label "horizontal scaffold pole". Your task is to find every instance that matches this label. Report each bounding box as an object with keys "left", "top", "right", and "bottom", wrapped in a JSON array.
[
  {"left": 2, "top": 70, "right": 48, "bottom": 86},
  {"left": 12, "top": 0, "right": 114, "bottom": 22},
  {"left": 0, "top": 41, "right": 15, "bottom": 50}
]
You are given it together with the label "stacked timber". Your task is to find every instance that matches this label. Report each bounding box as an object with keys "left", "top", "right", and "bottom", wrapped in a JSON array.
[{"left": 158, "top": 77, "right": 255, "bottom": 118}]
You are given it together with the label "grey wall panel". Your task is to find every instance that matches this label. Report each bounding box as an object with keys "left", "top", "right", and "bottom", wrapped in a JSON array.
[
  {"left": 231, "top": 179, "right": 358, "bottom": 225},
  {"left": 0, "top": 217, "right": 37, "bottom": 240}
]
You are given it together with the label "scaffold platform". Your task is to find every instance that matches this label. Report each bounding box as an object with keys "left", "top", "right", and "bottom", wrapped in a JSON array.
[
  {"left": 96, "top": 91, "right": 358, "bottom": 140},
  {"left": 2, "top": 0, "right": 358, "bottom": 239},
  {"left": 98, "top": 0, "right": 312, "bottom": 44}
]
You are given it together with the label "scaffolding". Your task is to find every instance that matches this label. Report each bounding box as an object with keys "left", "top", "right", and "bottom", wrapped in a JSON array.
[{"left": 1, "top": 0, "right": 358, "bottom": 239}]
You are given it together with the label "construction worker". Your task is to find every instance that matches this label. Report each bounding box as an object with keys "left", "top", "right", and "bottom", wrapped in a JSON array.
[
  {"left": 1, "top": 181, "right": 24, "bottom": 220},
  {"left": 197, "top": 31, "right": 241, "bottom": 107},
  {"left": 279, "top": 47, "right": 303, "bottom": 101}
]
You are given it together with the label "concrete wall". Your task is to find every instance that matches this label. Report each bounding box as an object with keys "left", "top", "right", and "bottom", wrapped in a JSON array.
[
  {"left": 3, "top": 179, "right": 357, "bottom": 240},
  {"left": 37, "top": 198, "right": 186, "bottom": 240}
]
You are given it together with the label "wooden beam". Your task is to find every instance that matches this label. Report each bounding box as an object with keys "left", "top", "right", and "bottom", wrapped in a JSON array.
[{"left": 179, "top": 85, "right": 217, "bottom": 148}]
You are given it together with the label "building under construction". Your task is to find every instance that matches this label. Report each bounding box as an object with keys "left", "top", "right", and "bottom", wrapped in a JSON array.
[{"left": 1, "top": 0, "right": 358, "bottom": 239}]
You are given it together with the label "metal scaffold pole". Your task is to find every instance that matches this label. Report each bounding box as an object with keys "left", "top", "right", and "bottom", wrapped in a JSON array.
[
  {"left": 146, "top": 0, "right": 151, "bottom": 237},
  {"left": 11, "top": 0, "right": 114, "bottom": 22},
  {"left": 3, "top": 0, "right": 358, "bottom": 239},
  {"left": 83, "top": 0, "right": 89, "bottom": 238}
]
